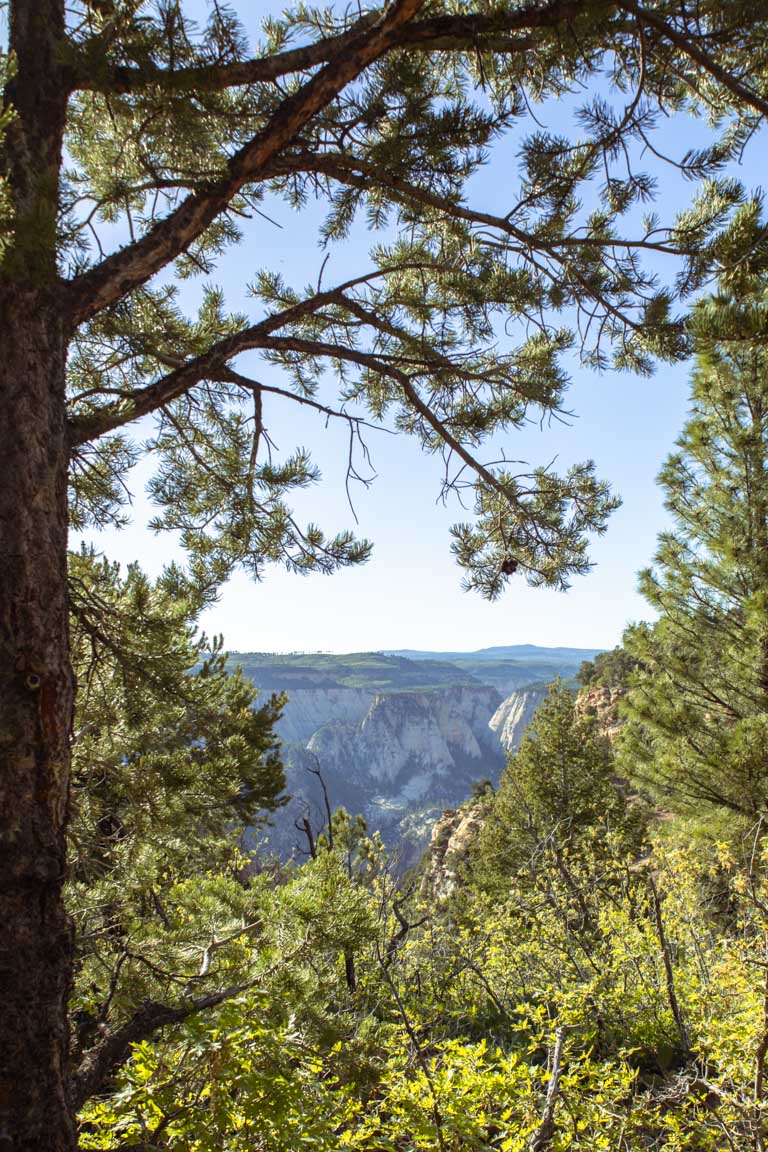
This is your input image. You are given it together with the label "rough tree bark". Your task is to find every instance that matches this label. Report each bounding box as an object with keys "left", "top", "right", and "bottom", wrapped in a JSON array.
[
  {"left": 0, "top": 289, "right": 74, "bottom": 1152},
  {"left": 0, "top": 1, "right": 75, "bottom": 1148}
]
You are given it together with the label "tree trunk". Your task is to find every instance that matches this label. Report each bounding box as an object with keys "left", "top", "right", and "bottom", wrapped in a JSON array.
[
  {"left": 0, "top": 287, "right": 75, "bottom": 1150},
  {"left": 0, "top": 2, "right": 74, "bottom": 1146}
]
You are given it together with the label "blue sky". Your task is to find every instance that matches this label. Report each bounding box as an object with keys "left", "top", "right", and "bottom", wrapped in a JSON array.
[{"left": 72, "top": 2, "right": 764, "bottom": 654}]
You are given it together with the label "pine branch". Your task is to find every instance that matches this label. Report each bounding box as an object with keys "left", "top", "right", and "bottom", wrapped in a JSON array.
[
  {"left": 69, "top": 318, "right": 544, "bottom": 572},
  {"left": 617, "top": 0, "right": 768, "bottom": 119},
  {"left": 74, "top": 10, "right": 380, "bottom": 94},
  {"left": 65, "top": 0, "right": 426, "bottom": 328},
  {"left": 216, "top": 368, "right": 384, "bottom": 435},
  {"left": 265, "top": 150, "right": 681, "bottom": 343},
  {"left": 259, "top": 335, "right": 517, "bottom": 502},
  {"left": 74, "top": 0, "right": 596, "bottom": 96},
  {"left": 70, "top": 980, "right": 255, "bottom": 1110},
  {"left": 67, "top": 269, "right": 411, "bottom": 445},
  {"left": 71, "top": 936, "right": 309, "bottom": 1110},
  {"left": 69, "top": 325, "right": 512, "bottom": 511},
  {"left": 269, "top": 149, "right": 689, "bottom": 257}
]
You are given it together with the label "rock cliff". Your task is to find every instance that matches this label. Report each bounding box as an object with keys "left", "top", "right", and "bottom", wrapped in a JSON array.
[
  {"left": 422, "top": 799, "right": 489, "bottom": 897},
  {"left": 234, "top": 647, "right": 602, "bottom": 863},
  {"left": 309, "top": 685, "right": 503, "bottom": 784},
  {"left": 272, "top": 684, "right": 505, "bottom": 865},
  {"left": 274, "top": 688, "right": 374, "bottom": 743},
  {"left": 575, "top": 683, "right": 626, "bottom": 743},
  {"left": 489, "top": 684, "right": 548, "bottom": 752}
]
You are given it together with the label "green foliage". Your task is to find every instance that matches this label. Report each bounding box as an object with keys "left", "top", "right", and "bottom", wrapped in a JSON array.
[
  {"left": 622, "top": 281, "right": 768, "bottom": 820},
  {"left": 68, "top": 548, "right": 285, "bottom": 1051},
  {"left": 79, "top": 815, "right": 768, "bottom": 1151},
  {"left": 80, "top": 996, "right": 352, "bottom": 1151},
  {"left": 472, "top": 682, "right": 643, "bottom": 897},
  {"left": 577, "top": 646, "right": 639, "bottom": 688},
  {"left": 69, "top": 547, "right": 285, "bottom": 867},
  {"left": 55, "top": 0, "right": 768, "bottom": 597}
]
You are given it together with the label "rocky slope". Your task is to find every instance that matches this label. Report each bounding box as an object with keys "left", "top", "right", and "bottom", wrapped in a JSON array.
[
  {"left": 309, "top": 685, "right": 503, "bottom": 784},
  {"left": 575, "top": 683, "right": 626, "bottom": 743},
  {"left": 422, "top": 800, "right": 489, "bottom": 897}
]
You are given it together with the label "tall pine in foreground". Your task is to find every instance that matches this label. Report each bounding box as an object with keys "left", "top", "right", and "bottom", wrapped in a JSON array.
[
  {"left": 1, "top": 0, "right": 768, "bottom": 1144},
  {"left": 624, "top": 281, "right": 768, "bottom": 820}
]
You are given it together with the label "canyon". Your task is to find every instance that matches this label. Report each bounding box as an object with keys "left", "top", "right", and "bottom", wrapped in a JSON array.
[{"left": 234, "top": 646, "right": 600, "bottom": 861}]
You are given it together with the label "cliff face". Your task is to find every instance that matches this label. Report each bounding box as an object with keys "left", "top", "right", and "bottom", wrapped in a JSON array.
[
  {"left": 309, "top": 685, "right": 503, "bottom": 786},
  {"left": 489, "top": 685, "right": 548, "bottom": 752},
  {"left": 236, "top": 651, "right": 590, "bottom": 863},
  {"left": 265, "top": 684, "right": 505, "bottom": 864},
  {"left": 575, "top": 683, "right": 626, "bottom": 743},
  {"left": 274, "top": 688, "right": 373, "bottom": 743},
  {"left": 490, "top": 681, "right": 625, "bottom": 752},
  {"left": 422, "top": 800, "right": 488, "bottom": 897}
]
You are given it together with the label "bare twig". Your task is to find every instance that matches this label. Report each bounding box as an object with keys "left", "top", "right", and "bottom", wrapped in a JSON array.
[
  {"left": 529, "top": 1026, "right": 566, "bottom": 1151},
  {"left": 649, "top": 876, "right": 691, "bottom": 1057}
]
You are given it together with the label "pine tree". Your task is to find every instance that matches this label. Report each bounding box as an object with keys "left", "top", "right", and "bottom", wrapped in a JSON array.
[
  {"left": 67, "top": 548, "right": 285, "bottom": 891},
  {"left": 65, "top": 549, "right": 286, "bottom": 1108},
  {"left": 475, "top": 682, "right": 635, "bottom": 896},
  {"left": 1, "top": 0, "right": 768, "bottom": 1144},
  {"left": 623, "top": 279, "right": 768, "bottom": 820}
]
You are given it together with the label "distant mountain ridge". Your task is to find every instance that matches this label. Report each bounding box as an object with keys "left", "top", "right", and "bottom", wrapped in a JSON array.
[
  {"left": 381, "top": 645, "right": 602, "bottom": 696},
  {"left": 383, "top": 644, "right": 603, "bottom": 663}
]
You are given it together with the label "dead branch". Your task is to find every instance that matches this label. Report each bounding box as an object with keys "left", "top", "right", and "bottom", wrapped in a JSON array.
[{"left": 529, "top": 1026, "right": 566, "bottom": 1152}]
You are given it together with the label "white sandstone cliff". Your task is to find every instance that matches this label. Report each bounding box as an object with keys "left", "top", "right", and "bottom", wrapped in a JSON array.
[
  {"left": 274, "top": 687, "right": 374, "bottom": 743},
  {"left": 488, "top": 684, "right": 548, "bottom": 752},
  {"left": 258, "top": 678, "right": 553, "bottom": 864}
]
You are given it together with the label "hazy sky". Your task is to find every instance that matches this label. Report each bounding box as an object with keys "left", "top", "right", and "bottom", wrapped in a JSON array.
[{"left": 72, "top": 3, "right": 763, "bottom": 655}]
